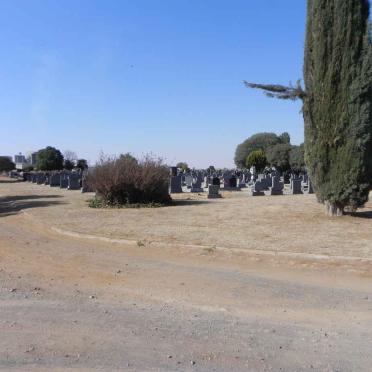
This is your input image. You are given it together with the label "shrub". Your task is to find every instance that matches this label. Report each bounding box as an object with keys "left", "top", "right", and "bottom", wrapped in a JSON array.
[
  {"left": 86, "top": 154, "right": 171, "bottom": 206},
  {"left": 245, "top": 150, "right": 267, "bottom": 172}
]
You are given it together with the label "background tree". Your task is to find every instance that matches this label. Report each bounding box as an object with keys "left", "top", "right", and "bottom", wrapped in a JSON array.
[
  {"left": 64, "top": 159, "right": 75, "bottom": 170},
  {"left": 36, "top": 146, "right": 64, "bottom": 171},
  {"left": 235, "top": 132, "right": 285, "bottom": 168},
  {"left": 0, "top": 157, "right": 15, "bottom": 172},
  {"left": 245, "top": 0, "right": 372, "bottom": 216},
  {"left": 76, "top": 159, "right": 88, "bottom": 171},
  {"left": 245, "top": 150, "right": 267, "bottom": 172},
  {"left": 64, "top": 150, "right": 78, "bottom": 163},
  {"left": 289, "top": 144, "right": 305, "bottom": 171},
  {"left": 266, "top": 143, "right": 292, "bottom": 172},
  {"left": 176, "top": 162, "right": 189, "bottom": 172}
]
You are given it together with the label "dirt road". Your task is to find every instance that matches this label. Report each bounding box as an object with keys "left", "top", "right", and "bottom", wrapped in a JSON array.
[{"left": 1, "top": 207, "right": 372, "bottom": 371}]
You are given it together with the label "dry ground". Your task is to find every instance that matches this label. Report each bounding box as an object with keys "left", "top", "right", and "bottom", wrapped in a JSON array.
[{"left": 1, "top": 177, "right": 372, "bottom": 371}]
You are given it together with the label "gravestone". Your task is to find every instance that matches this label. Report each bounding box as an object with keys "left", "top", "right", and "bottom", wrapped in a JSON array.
[
  {"left": 251, "top": 180, "right": 265, "bottom": 196},
  {"left": 36, "top": 174, "right": 45, "bottom": 185},
  {"left": 290, "top": 178, "right": 303, "bottom": 194},
  {"left": 190, "top": 177, "right": 203, "bottom": 192},
  {"left": 207, "top": 185, "right": 221, "bottom": 199},
  {"left": 269, "top": 175, "right": 284, "bottom": 195},
  {"left": 212, "top": 177, "right": 220, "bottom": 186},
  {"left": 68, "top": 174, "right": 81, "bottom": 190},
  {"left": 170, "top": 167, "right": 178, "bottom": 177},
  {"left": 60, "top": 175, "right": 68, "bottom": 188},
  {"left": 49, "top": 174, "right": 61, "bottom": 187},
  {"left": 169, "top": 176, "right": 183, "bottom": 193},
  {"left": 185, "top": 175, "right": 193, "bottom": 188}
]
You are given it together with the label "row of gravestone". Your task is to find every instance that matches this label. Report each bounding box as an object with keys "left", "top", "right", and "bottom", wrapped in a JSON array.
[
  {"left": 251, "top": 174, "right": 314, "bottom": 196},
  {"left": 24, "top": 172, "right": 92, "bottom": 192},
  {"left": 169, "top": 167, "right": 313, "bottom": 197}
]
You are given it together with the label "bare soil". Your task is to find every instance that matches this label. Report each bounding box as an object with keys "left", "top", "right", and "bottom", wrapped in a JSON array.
[{"left": 1, "top": 177, "right": 372, "bottom": 371}]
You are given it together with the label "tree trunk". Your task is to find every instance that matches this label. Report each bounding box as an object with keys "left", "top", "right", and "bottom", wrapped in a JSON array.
[{"left": 324, "top": 201, "right": 344, "bottom": 217}]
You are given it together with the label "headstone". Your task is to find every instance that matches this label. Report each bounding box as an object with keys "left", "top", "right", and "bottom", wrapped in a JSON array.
[
  {"left": 269, "top": 175, "right": 284, "bottom": 195},
  {"left": 36, "top": 174, "right": 45, "bottom": 185},
  {"left": 49, "top": 174, "right": 61, "bottom": 187},
  {"left": 169, "top": 175, "right": 183, "bottom": 193},
  {"left": 207, "top": 185, "right": 221, "bottom": 199},
  {"left": 60, "top": 175, "right": 68, "bottom": 188},
  {"left": 68, "top": 174, "right": 81, "bottom": 190},
  {"left": 251, "top": 180, "right": 265, "bottom": 196},
  {"left": 290, "top": 178, "right": 303, "bottom": 194},
  {"left": 212, "top": 177, "right": 220, "bottom": 186},
  {"left": 170, "top": 167, "right": 178, "bottom": 177}
]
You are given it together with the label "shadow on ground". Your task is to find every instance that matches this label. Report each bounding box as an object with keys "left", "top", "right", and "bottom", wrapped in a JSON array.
[
  {"left": 347, "top": 210, "right": 372, "bottom": 219},
  {"left": 169, "top": 199, "right": 211, "bottom": 207},
  {"left": 0, "top": 195, "right": 65, "bottom": 217}
]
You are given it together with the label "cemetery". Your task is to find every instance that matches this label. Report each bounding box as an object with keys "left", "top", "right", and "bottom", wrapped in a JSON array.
[{"left": 1, "top": 0, "right": 372, "bottom": 370}]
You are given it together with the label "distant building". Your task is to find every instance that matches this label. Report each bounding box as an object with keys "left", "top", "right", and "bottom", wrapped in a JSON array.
[
  {"left": 14, "top": 153, "right": 27, "bottom": 164},
  {"left": 30, "top": 152, "right": 38, "bottom": 166}
]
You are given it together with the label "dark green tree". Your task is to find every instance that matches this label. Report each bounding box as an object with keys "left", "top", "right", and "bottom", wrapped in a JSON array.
[
  {"left": 245, "top": 150, "right": 267, "bottom": 172},
  {"left": 64, "top": 159, "right": 75, "bottom": 170},
  {"left": 245, "top": 0, "right": 372, "bottom": 216},
  {"left": 235, "top": 132, "right": 282, "bottom": 168},
  {"left": 0, "top": 157, "right": 15, "bottom": 172},
  {"left": 76, "top": 159, "right": 88, "bottom": 170},
  {"left": 176, "top": 162, "right": 189, "bottom": 172},
  {"left": 279, "top": 132, "right": 291, "bottom": 144},
  {"left": 36, "top": 146, "right": 64, "bottom": 171},
  {"left": 266, "top": 143, "right": 292, "bottom": 172},
  {"left": 289, "top": 144, "right": 305, "bottom": 171}
]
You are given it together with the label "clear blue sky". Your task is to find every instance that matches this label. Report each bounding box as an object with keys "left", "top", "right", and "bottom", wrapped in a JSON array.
[{"left": 0, "top": 0, "right": 306, "bottom": 168}]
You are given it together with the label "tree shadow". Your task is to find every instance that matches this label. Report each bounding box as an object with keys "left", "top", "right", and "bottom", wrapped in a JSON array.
[
  {"left": 0, "top": 195, "right": 65, "bottom": 217},
  {"left": 346, "top": 210, "right": 372, "bottom": 219},
  {"left": 169, "top": 199, "right": 211, "bottom": 206},
  {"left": 0, "top": 179, "right": 23, "bottom": 184}
]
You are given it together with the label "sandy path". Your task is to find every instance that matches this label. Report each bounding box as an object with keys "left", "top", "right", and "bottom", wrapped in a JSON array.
[{"left": 1, "top": 209, "right": 372, "bottom": 371}]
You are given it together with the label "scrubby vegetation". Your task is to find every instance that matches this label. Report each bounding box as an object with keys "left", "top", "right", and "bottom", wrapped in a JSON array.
[{"left": 86, "top": 154, "right": 171, "bottom": 207}]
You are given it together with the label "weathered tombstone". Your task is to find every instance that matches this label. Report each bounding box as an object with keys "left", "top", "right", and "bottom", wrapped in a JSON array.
[
  {"left": 207, "top": 185, "right": 221, "bottom": 199},
  {"left": 67, "top": 174, "right": 81, "bottom": 190},
  {"left": 169, "top": 175, "right": 183, "bottom": 193}
]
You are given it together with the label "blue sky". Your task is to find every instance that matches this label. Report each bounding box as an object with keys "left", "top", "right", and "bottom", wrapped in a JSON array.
[{"left": 0, "top": 0, "right": 306, "bottom": 168}]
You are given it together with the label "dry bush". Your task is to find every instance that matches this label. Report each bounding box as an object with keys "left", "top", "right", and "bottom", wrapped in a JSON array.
[{"left": 86, "top": 154, "right": 170, "bottom": 206}]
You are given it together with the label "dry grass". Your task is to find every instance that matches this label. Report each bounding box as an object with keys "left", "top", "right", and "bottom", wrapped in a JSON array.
[{"left": 1, "top": 177, "right": 372, "bottom": 259}]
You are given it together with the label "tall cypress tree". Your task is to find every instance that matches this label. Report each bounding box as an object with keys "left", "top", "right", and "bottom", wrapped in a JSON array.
[{"left": 245, "top": 0, "right": 372, "bottom": 216}]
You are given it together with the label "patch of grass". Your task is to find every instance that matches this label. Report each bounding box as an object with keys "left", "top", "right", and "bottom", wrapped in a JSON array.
[{"left": 88, "top": 197, "right": 167, "bottom": 209}]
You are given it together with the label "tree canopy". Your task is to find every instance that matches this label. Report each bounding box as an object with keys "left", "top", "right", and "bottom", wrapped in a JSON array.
[
  {"left": 0, "top": 157, "right": 15, "bottom": 172},
  {"left": 36, "top": 146, "right": 64, "bottom": 171}
]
